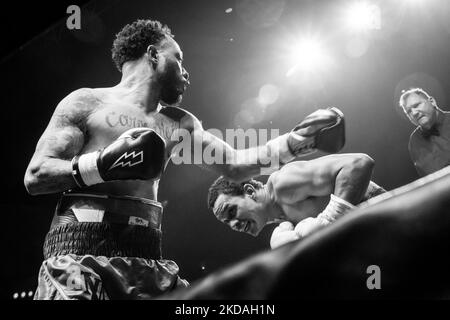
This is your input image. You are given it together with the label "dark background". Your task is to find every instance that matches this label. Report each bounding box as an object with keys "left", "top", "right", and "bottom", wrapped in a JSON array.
[{"left": 1, "top": 0, "right": 450, "bottom": 299}]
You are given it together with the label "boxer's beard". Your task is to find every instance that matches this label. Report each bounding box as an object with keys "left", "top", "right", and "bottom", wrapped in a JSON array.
[{"left": 159, "top": 64, "right": 183, "bottom": 106}]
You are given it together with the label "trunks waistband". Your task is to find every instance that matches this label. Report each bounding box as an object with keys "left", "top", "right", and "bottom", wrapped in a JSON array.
[
  {"left": 51, "top": 192, "right": 163, "bottom": 230},
  {"left": 43, "top": 222, "right": 162, "bottom": 260},
  {"left": 43, "top": 192, "right": 163, "bottom": 259}
]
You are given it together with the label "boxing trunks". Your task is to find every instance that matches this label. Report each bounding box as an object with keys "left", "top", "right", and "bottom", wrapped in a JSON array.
[{"left": 34, "top": 192, "right": 188, "bottom": 300}]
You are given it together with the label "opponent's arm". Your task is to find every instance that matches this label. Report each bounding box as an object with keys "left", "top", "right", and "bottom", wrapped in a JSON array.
[
  {"left": 290, "top": 153, "right": 375, "bottom": 238},
  {"left": 24, "top": 89, "right": 91, "bottom": 195},
  {"left": 331, "top": 154, "right": 375, "bottom": 205},
  {"left": 268, "top": 153, "right": 374, "bottom": 247},
  {"left": 184, "top": 108, "right": 345, "bottom": 182},
  {"left": 269, "top": 153, "right": 374, "bottom": 205}
]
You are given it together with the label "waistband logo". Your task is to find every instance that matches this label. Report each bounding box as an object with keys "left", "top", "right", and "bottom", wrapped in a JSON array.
[{"left": 129, "top": 216, "right": 150, "bottom": 227}]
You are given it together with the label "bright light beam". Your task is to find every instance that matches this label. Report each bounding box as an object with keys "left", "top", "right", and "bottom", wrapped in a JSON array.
[
  {"left": 345, "top": 1, "right": 381, "bottom": 32},
  {"left": 286, "top": 37, "right": 328, "bottom": 77}
]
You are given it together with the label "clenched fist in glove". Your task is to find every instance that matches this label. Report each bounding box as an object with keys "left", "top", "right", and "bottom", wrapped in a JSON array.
[
  {"left": 71, "top": 128, "right": 166, "bottom": 187},
  {"left": 267, "top": 107, "right": 345, "bottom": 165},
  {"left": 270, "top": 221, "right": 300, "bottom": 249}
]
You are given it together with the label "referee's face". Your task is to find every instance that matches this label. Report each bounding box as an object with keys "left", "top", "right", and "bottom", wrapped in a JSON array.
[{"left": 404, "top": 93, "right": 437, "bottom": 130}]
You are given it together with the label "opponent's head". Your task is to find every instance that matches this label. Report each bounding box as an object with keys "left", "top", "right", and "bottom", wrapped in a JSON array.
[
  {"left": 399, "top": 88, "right": 439, "bottom": 130},
  {"left": 112, "top": 19, "right": 190, "bottom": 106},
  {"left": 207, "top": 176, "right": 270, "bottom": 236}
]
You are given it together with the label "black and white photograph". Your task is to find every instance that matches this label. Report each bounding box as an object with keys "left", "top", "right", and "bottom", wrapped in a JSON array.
[{"left": 2, "top": 0, "right": 450, "bottom": 308}]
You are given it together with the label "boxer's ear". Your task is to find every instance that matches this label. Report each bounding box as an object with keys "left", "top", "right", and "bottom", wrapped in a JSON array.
[
  {"left": 243, "top": 184, "right": 256, "bottom": 199},
  {"left": 147, "top": 45, "right": 159, "bottom": 68}
]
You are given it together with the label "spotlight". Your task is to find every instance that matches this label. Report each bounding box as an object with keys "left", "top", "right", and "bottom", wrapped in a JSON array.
[
  {"left": 344, "top": 1, "right": 381, "bottom": 31},
  {"left": 286, "top": 37, "right": 329, "bottom": 76},
  {"left": 12, "top": 293, "right": 18, "bottom": 300}
]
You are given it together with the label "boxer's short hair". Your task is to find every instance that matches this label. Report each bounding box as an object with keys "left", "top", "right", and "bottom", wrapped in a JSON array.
[
  {"left": 207, "top": 176, "right": 264, "bottom": 210},
  {"left": 112, "top": 19, "right": 173, "bottom": 72},
  {"left": 399, "top": 87, "right": 432, "bottom": 109}
]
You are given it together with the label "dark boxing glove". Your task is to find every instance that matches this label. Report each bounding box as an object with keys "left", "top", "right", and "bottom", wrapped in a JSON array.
[
  {"left": 71, "top": 128, "right": 166, "bottom": 187},
  {"left": 288, "top": 107, "right": 345, "bottom": 155},
  {"left": 267, "top": 107, "right": 345, "bottom": 164}
]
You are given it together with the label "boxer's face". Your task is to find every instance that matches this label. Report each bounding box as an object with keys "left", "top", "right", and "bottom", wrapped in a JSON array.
[
  {"left": 213, "top": 193, "right": 267, "bottom": 237},
  {"left": 155, "top": 37, "right": 190, "bottom": 106},
  {"left": 403, "top": 93, "right": 438, "bottom": 130}
]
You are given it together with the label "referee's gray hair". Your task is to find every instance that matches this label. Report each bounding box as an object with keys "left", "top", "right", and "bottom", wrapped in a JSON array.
[{"left": 398, "top": 87, "right": 433, "bottom": 109}]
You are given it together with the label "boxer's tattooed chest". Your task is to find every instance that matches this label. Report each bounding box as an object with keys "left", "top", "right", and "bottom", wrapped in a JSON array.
[
  {"left": 105, "top": 111, "right": 149, "bottom": 129},
  {"left": 88, "top": 109, "right": 180, "bottom": 144}
]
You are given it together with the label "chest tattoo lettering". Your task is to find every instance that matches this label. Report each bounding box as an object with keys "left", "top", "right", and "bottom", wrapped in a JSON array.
[{"left": 105, "top": 112, "right": 148, "bottom": 128}]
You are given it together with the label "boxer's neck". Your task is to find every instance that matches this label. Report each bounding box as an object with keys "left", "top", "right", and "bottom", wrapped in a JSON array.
[
  {"left": 116, "top": 59, "right": 161, "bottom": 113},
  {"left": 258, "top": 185, "right": 286, "bottom": 223}
]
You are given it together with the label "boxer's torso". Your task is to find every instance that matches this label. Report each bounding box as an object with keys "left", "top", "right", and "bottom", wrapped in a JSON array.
[
  {"left": 43, "top": 87, "right": 189, "bottom": 259},
  {"left": 278, "top": 196, "right": 330, "bottom": 224},
  {"left": 74, "top": 87, "right": 184, "bottom": 200},
  {"left": 266, "top": 164, "right": 332, "bottom": 223}
]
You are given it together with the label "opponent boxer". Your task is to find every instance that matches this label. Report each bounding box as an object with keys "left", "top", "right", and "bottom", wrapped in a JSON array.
[
  {"left": 24, "top": 19, "right": 345, "bottom": 300},
  {"left": 399, "top": 88, "right": 450, "bottom": 176},
  {"left": 208, "top": 154, "right": 386, "bottom": 249},
  {"left": 168, "top": 166, "right": 450, "bottom": 299}
]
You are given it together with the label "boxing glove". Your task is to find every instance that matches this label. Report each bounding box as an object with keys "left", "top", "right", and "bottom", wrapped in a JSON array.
[
  {"left": 267, "top": 107, "right": 345, "bottom": 164},
  {"left": 294, "top": 217, "right": 328, "bottom": 238},
  {"left": 270, "top": 221, "right": 300, "bottom": 249},
  {"left": 71, "top": 128, "right": 166, "bottom": 187}
]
